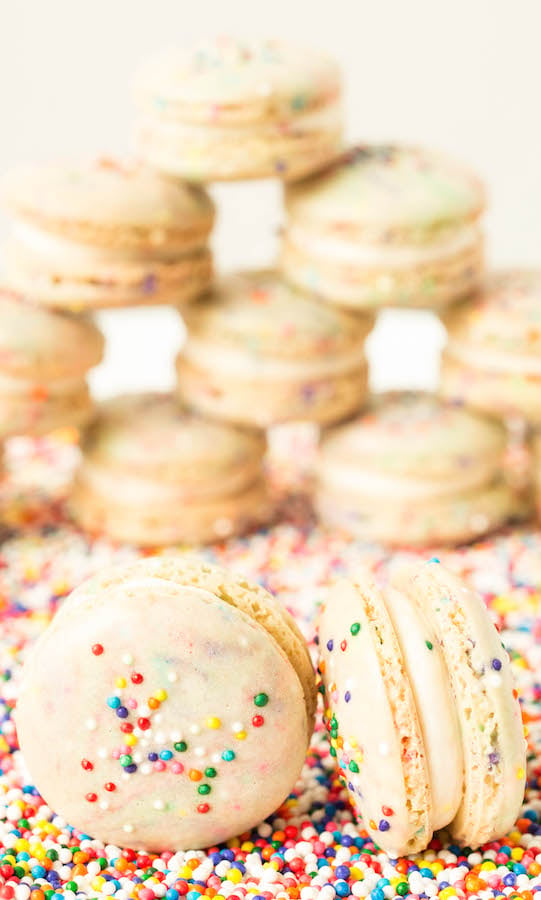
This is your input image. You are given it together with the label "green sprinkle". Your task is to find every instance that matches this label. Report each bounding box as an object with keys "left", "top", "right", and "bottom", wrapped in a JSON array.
[
  {"left": 46, "top": 850, "right": 58, "bottom": 861},
  {"left": 397, "top": 883, "right": 409, "bottom": 896},
  {"left": 174, "top": 741, "right": 188, "bottom": 753},
  {"left": 350, "top": 622, "right": 361, "bottom": 635},
  {"left": 119, "top": 754, "right": 132, "bottom": 767},
  {"left": 254, "top": 692, "right": 269, "bottom": 707},
  {"left": 205, "top": 767, "right": 217, "bottom": 778},
  {"left": 425, "top": 640, "right": 433, "bottom": 650},
  {"left": 330, "top": 746, "right": 337, "bottom": 757},
  {"left": 348, "top": 760, "right": 359, "bottom": 773},
  {"left": 198, "top": 784, "right": 211, "bottom": 795}
]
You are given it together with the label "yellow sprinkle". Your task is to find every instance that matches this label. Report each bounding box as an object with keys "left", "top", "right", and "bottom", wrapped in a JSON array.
[
  {"left": 350, "top": 868, "right": 363, "bottom": 880},
  {"left": 125, "top": 734, "right": 138, "bottom": 746},
  {"left": 511, "top": 847, "right": 524, "bottom": 861},
  {"left": 91, "top": 877, "right": 105, "bottom": 890},
  {"left": 0, "top": 737, "right": 9, "bottom": 754},
  {"left": 481, "top": 861, "right": 497, "bottom": 870},
  {"left": 235, "top": 731, "right": 247, "bottom": 740},
  {"left": 154, "top": 689, "right": 168, "bottom": 702},
  {"left": 115, "top": 677, "right": 127, "bottom": 689},
  {"left": 517, "top": 767, "right": 525, "bottom": 780},
  {"left": 177, "top": 866, "right": 192, "bottom": 879},
  {"left": 241, "top": 841, "right": 255, "bottom": 852},
  {"left": 206, "top": 716, "right": 222, "bottom": 730},
  {"left": 228, "top": 869, "right": 242, "bottom": 884}
]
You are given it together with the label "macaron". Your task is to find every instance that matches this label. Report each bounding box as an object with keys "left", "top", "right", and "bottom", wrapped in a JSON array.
[
  {"left": 176, "top": 269, "right": 372, "bottom": 428},
  {"left": 441, "top": 270, "right": 541, "bottom": 424},
  {"left": 1, "top": 158, "right": 214, "bottom": 310},
  {"left": 0, "top": 288, "right": 104, "bottom": 438},
  {"left": 317, "top": 560, "right": 526, "bottom": 855},
  {"left": 533, "top": 432, "right": 541, "bottom": 521},
  {"left": 316, "top": 392, "right": 515, "bottom": 546},
  {"left": 69, "top": 393, "right": 272, "bottom": 545},
  {"left": 134, "top": 37, "right": 342, "bottom": 182},
  {"left": 282, "top": 144, "right": 485, "bottom": 311},
  {"left": 16, "top": 556, "right": 316, "bottom": 851}
]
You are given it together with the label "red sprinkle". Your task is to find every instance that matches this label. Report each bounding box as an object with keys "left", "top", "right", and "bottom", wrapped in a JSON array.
[
  {"left": 131, "top": 672, "right": 143, "bottom": 684},
  {"left": 91, "top": 644, "right": 104, "bottom": 656},
  {"left": 252, "top": 715, "right": 265, "bottom": 727},
  {"left": 104, "top": 782, "right": 116, "bottom": 792},
  {"left": 81, "top": 759, "right": 93, "bottom": 771},
  {"left": 197, "top": 803, "right": 210, "bottom": 814},
  {"left": 138, "top": 717, "right": 151, "bottom": 730},
  {"left": 85, "top": 792, "right": 98, "bottom": 802}
]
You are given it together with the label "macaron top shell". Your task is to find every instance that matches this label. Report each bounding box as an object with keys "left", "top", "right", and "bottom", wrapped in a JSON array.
[
  {"left": 443, "top": 270, "right": 541, "bottom": 357},
  {"left": 81, "top": 394, "right": 266, "bottom": 481},
  {"left": 135, "top": 37, "right": 341, "bottom": 123},
  {"left": 184, "top": 270, "right": 373, "bottom": 359},
  {"left": 0, "top": 289, "right": 104, "bottom": 379},
  {"left": 16, "top": 558, "right": 315, "bottom": 851},
  {"left": 285, "top": 145, "right": 485, "bottom": 242},
  {"left": 2, "top": 159, "right": 214, "bottom": 248},
  {"left": 319, "top": 393, "right": 505, "bottom": 481}
]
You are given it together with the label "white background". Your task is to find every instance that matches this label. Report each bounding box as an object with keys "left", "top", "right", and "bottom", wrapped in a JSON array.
[{"left": 1, "top": 1, "right": 540, "bottom": 398}]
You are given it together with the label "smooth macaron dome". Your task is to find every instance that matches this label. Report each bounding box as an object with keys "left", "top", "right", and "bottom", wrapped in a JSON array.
[
  {"left": 282, "top": 144, "right": 485, "bottom": 310},
  {"left": 0, "top": 288, "right": 104, "bottom": 438},
  {"left": 317, "top": 561, "right": 525, "bottom": 855},
  {"left": 16, "top": 556, "right": 316, "bottom": 851},
  {"left": 177, "top": 269, "right": 372, "bottom": 427},
  {"left": 441, "top": 270, "right": 541, "bottom": 423},
  {"left": 1, "top": 158, "right": 214, "bottom": 309},
  {"left": 135, "top": 37, "right": 343, "bottom": 181},
  {"left": 70, "top": 393, "right": 271, "bottom": 545},
  {"left": 316, "top": 392, "right": 514, "bottom": 546}
]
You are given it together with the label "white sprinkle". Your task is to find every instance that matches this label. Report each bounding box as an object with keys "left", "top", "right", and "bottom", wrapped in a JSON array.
[
  {"left": 487, "top": 673, "right": 502, "bottom": 688},
  {"left": 99, "top": 801, "right": 109, "bottom": 811},
  {"left": 170, "top": 730, "right": 182, "bottom": 742},
  {"left": 154, "top": 713, "right": 163, "bottom": 725},
  {"left": 122, "top": 654, "right": 134, "bottom": 665},
  {"left": 190, "top": 724, "right": 201, "bottom": 735},
  {"left": 133, "top": 752, "right": 143, "bottom": 763},
  {"left": 139, "top": 705, "right": 150, "bottom": 717},
  {"left": 123, "top": 823, "right": 134, "bottom": 833},
  {"left": 211, "top": 753, "right": 221, "bottom": 764},
  {"left": 140, "top": 738, "right": 149, "bottom": 747},
  {"left": 379, "top": 742, "right": 390, "bottom": 756},
  {"left": 194, "top": 746, "right": 205, "bottom": 757},
  {"left": 141, "top": 763, "right": 151, "bottom": 775},
  {"left": 155, "top": 731, "right": 166, "bottom": 744},
  {"left": 232, "top": 721, "right": 243, "bottom": 732},
  {"left": 168, "top": 671, "right": 178, "bottom": 683},
  {"left": 97, "top": 747, "right": 108, "bottom": 759},
  {"left": 153, "top": 799, "right": 165, "bottom": 810},
  {"left": 86, "top": 718, "right": 97, "bottom": 731}
]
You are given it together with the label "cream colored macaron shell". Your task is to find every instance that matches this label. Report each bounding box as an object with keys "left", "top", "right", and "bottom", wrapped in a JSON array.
[
  {"left": 282, "top": 145, "right": 485, "bottom": 311},
  {"left": 70, "top": 393, "right": 271, "bottom": 545},
  {"left": 441, "top": 270, "right": 541, "bottom": 424},
  {"left": 0, "top": 290, "right": 104, "bottom": 438},
  {"left": 135, "top": 37, "right": 342, "bottom": 182},
  {"left": 177, "top": 269, "right": 372, "bottom": 428},
  {"left": 316, "top": 393, "right": 514, "bottom": 546},
  {"left": 2, "top": 159, "right": 214, "bottom": 310},
  {"left": 318, "top": 562, "right": 525, "bottom": 855},
  {"left": 16, "top": 557, "right": 316, "bottom": 851}
]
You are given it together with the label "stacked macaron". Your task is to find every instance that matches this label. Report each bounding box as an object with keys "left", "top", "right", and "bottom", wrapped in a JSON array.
[
  {"left": 316, "top": 393, "right": 515, "bottom": 546},
  {"left": 70, "top": 393, "right": 272, "bottom": 545}
]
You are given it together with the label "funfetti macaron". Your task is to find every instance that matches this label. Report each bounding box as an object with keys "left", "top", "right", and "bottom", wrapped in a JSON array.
[
  {"left": 282, "top": 145, "right": 485, "bottom": 312},
  {"left": 317, "top": 560, "right": 526, "bottom": 856},
  {"left": 69, "top": 393, "right": 272, "bottom": 546},
  {"left": 176, "top": 269, "right": 372, "bottom": 428},
  {"left": 316, "top": 392, "right": 515, "bottom": 547},
  {"left": 441, "top": 270, "right": 541, "bottom": 424},
  {"left": 1, "top": 158, "right": 214, "bottom": 311},
  {"left": 0, "top": 288, "right": 104, "bottom": 439},
  {"left": 134, "top": 37, "right": 342, "bottom": 182},
  {"left": 16, "top": 556, "right": 316, "bottom": 851}
]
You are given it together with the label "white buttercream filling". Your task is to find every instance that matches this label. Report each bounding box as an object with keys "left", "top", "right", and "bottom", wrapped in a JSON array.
[
  {"left": 445, "top": 339, "right": 541, "bottom": 376},
  {"left": 287, "top": 222, "right": 480, "bottom": 268}
]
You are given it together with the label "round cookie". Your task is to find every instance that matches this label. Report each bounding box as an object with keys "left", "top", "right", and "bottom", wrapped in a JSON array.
[
  {"left": 134, "top": 37, "right": 342, "bottom": 182},
  {"left": 16, "top": 556, "right": 316, "bottom": 851},
  {"left": 282, "top": 145, "right": 485, "bottom": 311},
  {"left": 317, "top": 561, "right": 525, "bottom": 855},
  {"left": 1, "top": 158, "right": 214, "bottom": 310},
  {"left": 70, "top": 393, "right": 272, "bottom": 545},
  {"left": 441, "top": 270, "right": 541, "bottom": 424},
  {"left": 316, "top": 393, "right": 515, "bottom": 546},
  {"left": 176, "top": 270, "right": 372, "bottom": 428},
  {"left": 0, "top": 289, "right": 104, "bottom": 438}
]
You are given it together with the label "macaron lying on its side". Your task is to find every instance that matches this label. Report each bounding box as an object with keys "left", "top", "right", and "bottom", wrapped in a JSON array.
[
  {"left": 1, "top": 159, "right": 214, "bottom": 311},
  {"left": 282, "top": 144, "right": 485, "bottom": 312},
  {"left": 176, "top": 269, "right": 373, "bottom": 428},
  {"left": 70, "top": 393, "right": 272, "bottom": 545},
  {"left": 317, "top": 560, "right": 526, "bottom": 856},
  {"left": 135, "top": 37, "right": 343, "bottom": 182},
  {"left": 0, "top": 289, "right": 104, "bottom": 438},
  {"left": 16, "top": 557, "right": 317, "bottom": 851}
]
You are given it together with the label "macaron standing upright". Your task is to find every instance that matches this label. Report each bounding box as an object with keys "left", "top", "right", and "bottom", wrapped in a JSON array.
[
  {"left": 317, "top": 560, "right": 526, "bottom": 856},
  {"left": 282, "top": 144, "right": 485, "bottom": 312},
  {"left": 316, "top": 393, "right": 515, "bottom": 546},
  {"left": 176, "top": 269, "right": 373, "bottom": 428},
  {"left": 70, "top": 393, "right": 272, "bottom": 545},
  {"left": 0, "top": 288, "right": 104, "bottom": 438},
  {"left": 134, "top": 37, "right": 343, "bottom": 182},
  {"left": 440, "top": 270, "right": 541, "bottom": 424},
  {"left": 1, "top": 158, "right": 214, "bottom": 311},
  {"left": 16, "top": 556, "right": 317, "bottom": 851}
]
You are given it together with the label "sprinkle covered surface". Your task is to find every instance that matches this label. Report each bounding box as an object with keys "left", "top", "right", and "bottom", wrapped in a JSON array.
[{"left": 0, "top": 433, "right": 540, "bottom": 900}]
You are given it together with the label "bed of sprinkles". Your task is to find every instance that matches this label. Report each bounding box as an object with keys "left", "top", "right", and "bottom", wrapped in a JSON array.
[{"left": 0, "top": 433, "right": 540, "bottom": 900}]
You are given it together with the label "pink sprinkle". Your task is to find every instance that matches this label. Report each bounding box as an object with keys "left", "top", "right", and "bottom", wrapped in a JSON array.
[
  {"left": 171, "top": 762, "right": 184, "bottom": 774},
  {"left": 127, "top": 698, "right": 138, "bottom": 709},
  {"left": 111, "top": 748, "right": 121, "bottom": 759},
  {"left": 153, "top": 760, "right": 166, "bottom": 772}
]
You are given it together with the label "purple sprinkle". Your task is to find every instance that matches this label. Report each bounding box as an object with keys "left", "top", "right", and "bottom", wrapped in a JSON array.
[
  {"left": 142, "top": 274, "right": 157, "bottom": 294},
  {"left": 488, "top": 751, "right": 500, "bottom": 765},
  {"left": 491, "top": 658, "right": 502, "bottom": 671},
  {"left": 124, "top": 763, "right": 137, "bottom": 774},
  {"left": 327, "top": 639, "right": 334, "bottom": 652},
  {"left": 148, "top": 752, "right": 158, "bottom": 762},
  {"left": 116, "top": 706, "right": 128, "bottom": 718},
  {"left": 344, "top": 691, "right": 351, "bottom": 703},
  {"left": 378, "top": 819, "right": 390, "bottom": 832},
  {"left": 347, "top": 781, "right": 354, "bottom": 791}
]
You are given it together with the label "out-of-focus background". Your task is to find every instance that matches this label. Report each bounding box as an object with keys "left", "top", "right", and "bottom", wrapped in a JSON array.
[{"left": 1, "top": 0, "right": 540, "bottom": 397}]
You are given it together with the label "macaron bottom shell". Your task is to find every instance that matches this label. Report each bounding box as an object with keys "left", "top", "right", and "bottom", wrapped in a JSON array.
[{"left": 441, "top": 351, "right": 541, "bottom": 425}]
